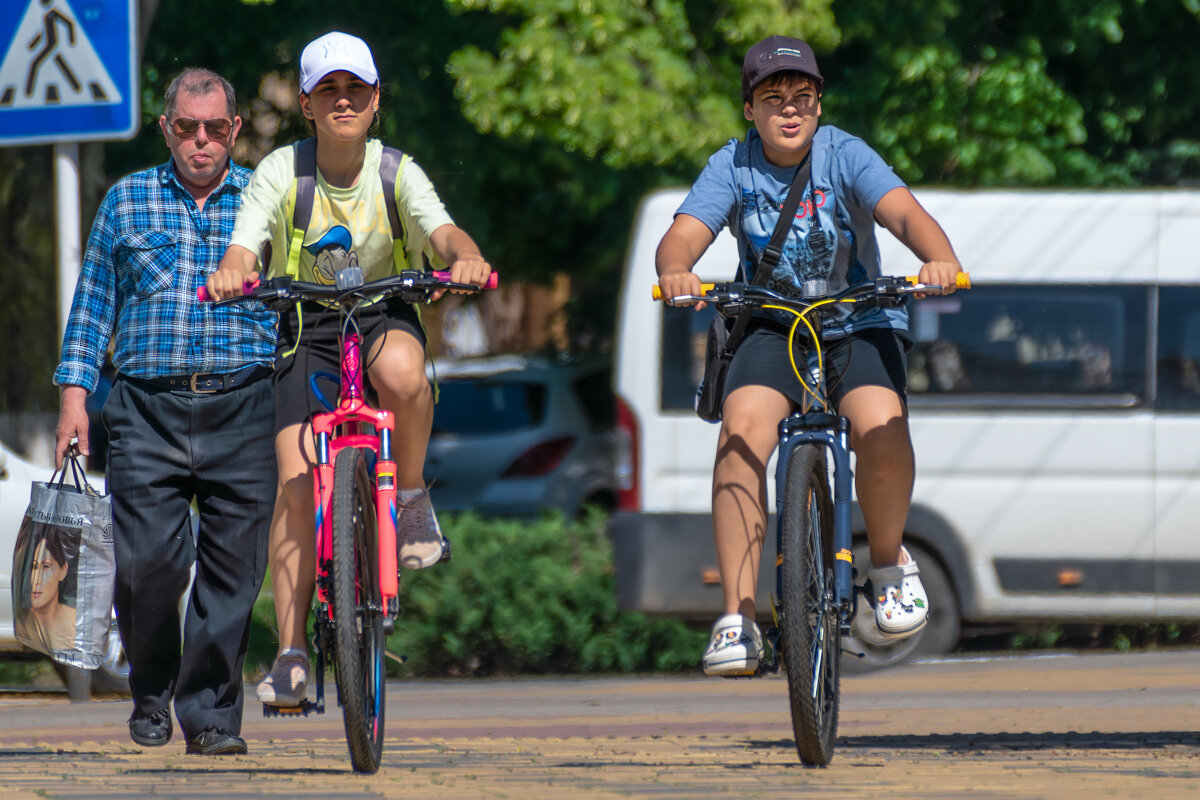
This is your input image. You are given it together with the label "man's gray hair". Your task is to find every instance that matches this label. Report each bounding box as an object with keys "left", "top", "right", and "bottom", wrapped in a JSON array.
[{"left": 164, "top": 69, "right": 237, "bottom": 120}]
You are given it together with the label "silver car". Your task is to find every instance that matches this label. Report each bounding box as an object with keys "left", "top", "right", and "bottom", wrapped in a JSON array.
[{"left": 424, "top": 355, "right": 619, "bottom": 516}]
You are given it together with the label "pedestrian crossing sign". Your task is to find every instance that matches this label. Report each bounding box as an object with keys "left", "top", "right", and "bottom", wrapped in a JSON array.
[{"left": 0, "top": 0, "right": 138, "bottom": 146}]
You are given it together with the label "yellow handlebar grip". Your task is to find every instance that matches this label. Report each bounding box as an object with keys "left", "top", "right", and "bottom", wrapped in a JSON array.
[
  {"left": 904, "top": 272, "right": 971, "bottom": 289},
  {"left": 651, "top": 283, "right": 717, "bottom": 301}
]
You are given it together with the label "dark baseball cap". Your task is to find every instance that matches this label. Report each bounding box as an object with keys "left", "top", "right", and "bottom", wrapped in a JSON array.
[{"left": 741, "top": 36, "right": 824, "bottom": 101}]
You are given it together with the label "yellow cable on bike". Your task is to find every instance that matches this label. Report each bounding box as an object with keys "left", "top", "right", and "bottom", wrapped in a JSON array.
[{"left": 764, "top": 303, "right": 824, "bottom": 407}]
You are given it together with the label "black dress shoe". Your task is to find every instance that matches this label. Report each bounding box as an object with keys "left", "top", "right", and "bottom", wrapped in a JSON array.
[
  {"left": 129, "top": 708, "right": 172, "bottom": 747},
  {"left": 186, "top": 727, "right": 247, "bottom": 755}
]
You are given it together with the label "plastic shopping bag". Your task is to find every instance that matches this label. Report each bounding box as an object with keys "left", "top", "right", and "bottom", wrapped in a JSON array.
[{"left": 10, "top": 450, "right": 115, "bottom": 669}]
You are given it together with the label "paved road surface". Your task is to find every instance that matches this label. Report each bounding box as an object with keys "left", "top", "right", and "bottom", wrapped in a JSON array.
[{"left": 1, "top": 650, "right": 1198, "bottom": 798}]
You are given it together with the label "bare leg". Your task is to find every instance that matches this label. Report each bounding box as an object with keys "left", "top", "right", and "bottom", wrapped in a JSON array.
[
  {"left": 270, "top": 423, "right": 317, "bottom": 653},
  {"left": 366, "top": 330, "right": 431, "bottom": 488},
  {"left": 838, "top": 385, "right": 913, "bottom": 569},
  {"left": 712, "top": 385, "right": 793, "bottom": 619}
]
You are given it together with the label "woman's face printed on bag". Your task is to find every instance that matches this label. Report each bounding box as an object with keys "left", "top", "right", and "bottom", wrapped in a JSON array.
[{"left": 30, "top": 539, "right": 68, "bottom": 611}]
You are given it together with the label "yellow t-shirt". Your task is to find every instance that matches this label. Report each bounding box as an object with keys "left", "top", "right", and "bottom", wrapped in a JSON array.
[{"left": 229, "top": 139, "right": 455, "bottom": 284}]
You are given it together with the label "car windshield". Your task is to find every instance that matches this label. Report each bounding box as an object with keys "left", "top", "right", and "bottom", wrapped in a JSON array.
[{"left": 432, "top": 379, "right": 547, "bottom": 434}]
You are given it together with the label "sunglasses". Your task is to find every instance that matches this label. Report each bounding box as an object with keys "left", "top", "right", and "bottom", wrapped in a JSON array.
[{"left": 169, "top": 117, "right": 233, "bottom": 141}]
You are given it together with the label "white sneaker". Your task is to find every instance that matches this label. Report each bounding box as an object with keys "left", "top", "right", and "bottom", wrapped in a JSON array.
[
  {"left": 397, "top": 489, "right": 445, "bottom": 569},
  {"left": 256, "top": 649, "right": 309, "bottom": 707},
  {"left": 857, "top": 546, "right": 928, "bottom": 642},
  {"left": 701, "top": 614, "right": 764, "bottom": 676}
]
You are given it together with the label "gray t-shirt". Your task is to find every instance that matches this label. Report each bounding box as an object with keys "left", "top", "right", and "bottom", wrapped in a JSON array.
[{"left": 677, "top": 124, "right": 907, "bottom": 334}]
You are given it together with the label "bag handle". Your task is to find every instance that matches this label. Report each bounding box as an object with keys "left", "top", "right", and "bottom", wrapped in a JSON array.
[
  {"left": 723, "top": 154, "right": 815, "bottom": 356},
  {"left": 51, "top": 444, "right": 100, "bottom": 497}
]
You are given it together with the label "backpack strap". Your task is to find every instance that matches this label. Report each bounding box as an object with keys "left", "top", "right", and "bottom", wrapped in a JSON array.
[
  {"left": 377, "top": 145, "right": 411, "bottom": 272},
  {"left": 283, "top": 138, "right": 318, "bottom": 279}
]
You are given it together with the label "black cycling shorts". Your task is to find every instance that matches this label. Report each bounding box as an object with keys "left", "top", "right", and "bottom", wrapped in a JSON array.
[
  {"left": 723, "top": 320, "right": 911, "bottom": 411},
  {"left": 274, "top": 299, "right": 426, "bottom": 432}
]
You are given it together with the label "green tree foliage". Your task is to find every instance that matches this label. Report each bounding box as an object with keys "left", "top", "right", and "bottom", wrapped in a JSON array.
[
  {"left": 446, "top": 0, "right": 838, "bottom": 167},
  {"left": 445, "top": 0, "right": 1200, "bottom": 187}
]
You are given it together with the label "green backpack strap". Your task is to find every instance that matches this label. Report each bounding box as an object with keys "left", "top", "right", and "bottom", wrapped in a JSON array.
[
  {"left": 283, "top": 138, "right": 317, "bottom": 279},
  {"left": 377, "top": 145, "right": 411, "bottom": 272}
]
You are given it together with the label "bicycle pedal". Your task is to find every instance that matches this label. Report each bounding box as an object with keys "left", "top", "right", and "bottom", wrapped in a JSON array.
[
  {"left": 262, "top": 699, "right": 321, "bottom": 717},
  {"left": 438, "top": 536, "right": 452, "bottom": 564}
]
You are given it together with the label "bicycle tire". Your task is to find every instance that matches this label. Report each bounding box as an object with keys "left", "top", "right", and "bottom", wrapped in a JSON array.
[
  {"left": 779, "top": 443, "right": 840, "bottom": 766},
  {"left": 331, "top": 447, "right": 386, "bottom": 773}
]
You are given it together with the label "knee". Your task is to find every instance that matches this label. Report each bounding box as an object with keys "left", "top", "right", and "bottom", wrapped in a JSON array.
[
  {"left": 278, "top": 471, "right": 312, "bottom": 512},
  {"left": 370, "top": 353, "right": 429, "bottom": 403},
  {"left": 717, "top": 411, "right": 776, "bottom": 476},
  {"left": 851, "top": 414, "right": 911, "bottom": 461}
]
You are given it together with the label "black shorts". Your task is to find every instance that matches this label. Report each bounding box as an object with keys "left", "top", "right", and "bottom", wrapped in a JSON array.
[
  {"left": 723, "top": 320, "right": 911, "bottom": 411},
  {"left": 274, "top": 299, "right": 426, "bottom": 431}
]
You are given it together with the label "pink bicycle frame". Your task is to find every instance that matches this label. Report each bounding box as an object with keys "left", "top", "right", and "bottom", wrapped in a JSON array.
[{"left": 311, "top": 330, "right": 399, "bottom": 618}]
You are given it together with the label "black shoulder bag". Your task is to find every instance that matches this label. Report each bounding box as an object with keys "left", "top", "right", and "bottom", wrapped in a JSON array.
[{"left": 694, "top": 156, "right": 819, "bottom": 422}]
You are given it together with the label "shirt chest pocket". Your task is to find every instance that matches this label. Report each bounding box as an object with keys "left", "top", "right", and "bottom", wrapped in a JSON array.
[{"left": 119, "top": 232, "right": 177, "bottom": 298}]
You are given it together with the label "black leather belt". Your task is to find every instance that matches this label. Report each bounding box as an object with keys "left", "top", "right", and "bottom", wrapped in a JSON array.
[{"left": 126, "top": 364, "right": 272, "bottom": 394}]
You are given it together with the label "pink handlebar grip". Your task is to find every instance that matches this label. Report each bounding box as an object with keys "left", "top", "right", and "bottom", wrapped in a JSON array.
[
  {"left": 196, "top": 280, "right": 260, "bottom": 302},
  {"left": 432, "top": 270, "right": 498, "bottom": 289}
]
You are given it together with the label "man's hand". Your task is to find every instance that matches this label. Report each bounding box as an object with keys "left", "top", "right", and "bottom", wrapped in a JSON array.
[
  {"left": 658, "top": 271, "right": 707, "bottom": 310},
  {"left": 55, "top": 385, "right": 89, "bottom": 469}
]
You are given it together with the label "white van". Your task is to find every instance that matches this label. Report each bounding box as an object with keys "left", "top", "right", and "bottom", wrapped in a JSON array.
[{"left": 611, "top": 188, "right": 1200, "bottom": 668}]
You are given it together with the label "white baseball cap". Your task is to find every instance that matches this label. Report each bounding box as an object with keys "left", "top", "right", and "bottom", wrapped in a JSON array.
[{"left": 299, "top": 32, "right": 379, "bottom": 94}]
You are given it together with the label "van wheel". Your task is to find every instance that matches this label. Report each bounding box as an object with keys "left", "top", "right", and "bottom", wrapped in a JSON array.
[{"left": 841, "top": 541, "right": 960, "bottom": 674}]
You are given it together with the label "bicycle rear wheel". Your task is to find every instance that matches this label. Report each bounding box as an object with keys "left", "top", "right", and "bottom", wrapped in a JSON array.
[
  {"left": 331, "top": 446, "right": 386, "bottom": 773},
  {"left": 779, "top": 443, "right": 840, "bottom": 766}
]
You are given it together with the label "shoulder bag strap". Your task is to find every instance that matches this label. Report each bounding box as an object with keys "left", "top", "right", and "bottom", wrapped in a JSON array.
[{"left": 722, "top": 154, "right": 814, "bottom": 355}]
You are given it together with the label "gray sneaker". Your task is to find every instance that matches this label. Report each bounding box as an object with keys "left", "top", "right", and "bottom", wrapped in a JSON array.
[
  {"left": 397, "top": 489, "right": 445, "bottom": 569},
  {"left": 256, "top": 649, "right": 308, "bottom": 707}
]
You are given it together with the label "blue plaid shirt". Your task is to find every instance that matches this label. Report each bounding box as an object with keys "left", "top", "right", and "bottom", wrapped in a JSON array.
[{"left": 54, "top": 159, "right": 276, "bottom": 393}]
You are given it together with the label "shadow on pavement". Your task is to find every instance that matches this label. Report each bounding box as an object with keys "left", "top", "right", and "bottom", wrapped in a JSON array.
[{"left": 748, "top": 731, "right": 1200, "bottom": 751}]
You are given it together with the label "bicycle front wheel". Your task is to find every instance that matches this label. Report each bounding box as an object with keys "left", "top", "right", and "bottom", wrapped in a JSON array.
[
  {"left": 331, "top": 446, "right": 386, "bottom": 774},
  {"left": 779, "top": 443, "right": 840, "bottom": 766}
]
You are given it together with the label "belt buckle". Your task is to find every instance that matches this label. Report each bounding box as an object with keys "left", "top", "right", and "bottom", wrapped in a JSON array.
[{"left": 188, "top": 373, "right": 219, "bottom": 394}]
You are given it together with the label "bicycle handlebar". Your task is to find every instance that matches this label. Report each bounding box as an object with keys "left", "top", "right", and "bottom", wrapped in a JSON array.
[
  {"left": 197, "top": 269, "right": 498, "bottom": 304},
  {"left": 650, "top": 271, "right": 970, "bottom": 302}
]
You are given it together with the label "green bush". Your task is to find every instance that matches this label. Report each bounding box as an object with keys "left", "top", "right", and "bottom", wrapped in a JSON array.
[
  {"left": 386, "top": 509, "right": 705, "bottom": 677},
  {"left": 245, "top": 509, "right": 706, "bottom": 678}
]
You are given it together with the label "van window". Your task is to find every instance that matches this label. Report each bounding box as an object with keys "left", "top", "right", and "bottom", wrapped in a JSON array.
[
  {"left": 1156, "top": 286, "right": 1200, "bottom": 411},
  {"left": 908, "top": 284, "right": 1147, "bottom": 404},
  {"left": 661, "top": 305, "right": 716, "bottom": 411}
]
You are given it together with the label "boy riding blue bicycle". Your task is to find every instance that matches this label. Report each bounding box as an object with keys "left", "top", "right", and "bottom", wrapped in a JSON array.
[{"left": 656, "top": 35, "right": 963, "bottom": 676}]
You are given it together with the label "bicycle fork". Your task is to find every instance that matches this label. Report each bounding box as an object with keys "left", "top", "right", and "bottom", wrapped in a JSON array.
[{"left": 774, "top": 413, "right": 856, "bottom": 628}]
